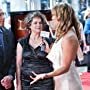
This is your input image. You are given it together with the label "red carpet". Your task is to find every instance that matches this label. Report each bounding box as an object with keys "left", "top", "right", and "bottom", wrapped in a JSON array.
[{"left": 80, "top": 72, "right": 90, "bottom": 90}]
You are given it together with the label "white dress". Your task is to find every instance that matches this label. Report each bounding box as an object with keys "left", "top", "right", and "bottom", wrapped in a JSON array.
[{"left": 47, "top": 30, "right": 83, "bottom": 90}]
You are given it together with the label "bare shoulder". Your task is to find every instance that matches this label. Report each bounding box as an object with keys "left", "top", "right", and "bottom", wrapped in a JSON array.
[{"left": 62, "top": 33, "right": 79, "bottom": 48}]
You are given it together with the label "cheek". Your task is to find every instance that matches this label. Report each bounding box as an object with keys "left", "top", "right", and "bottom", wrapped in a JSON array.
[
  {"left": 40, "top": 25, "right": 43, "bottom": 29},
  {"left": 52, "top": 17, "right": 58, "bottom": 24},
  {"left": 54, "top": 20, "right": 59, "bottom": 26},
  {"left": 30, "top": 24, "right": 35, "bottom": 29}
]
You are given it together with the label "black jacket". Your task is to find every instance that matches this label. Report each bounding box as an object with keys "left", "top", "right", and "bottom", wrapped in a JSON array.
[{"left": 0, "top": 27, "right": 16, "bottom": 80}]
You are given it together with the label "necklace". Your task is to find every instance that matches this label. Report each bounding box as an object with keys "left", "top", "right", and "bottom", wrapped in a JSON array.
[{"left": 29, "top": 36, "right": 43, "bottom": 48}]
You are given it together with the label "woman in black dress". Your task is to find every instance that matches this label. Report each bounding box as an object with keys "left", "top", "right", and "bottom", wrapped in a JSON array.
[{"left": 16, "top": 12, "right": 54, "bottom": 90}]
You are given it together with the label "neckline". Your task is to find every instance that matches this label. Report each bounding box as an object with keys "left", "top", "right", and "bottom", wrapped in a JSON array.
[
  {"left": 28, "top": 42, "right": 43, "bottom": 50},
  {"left": 27, "top": 34, "right": 44, "bottom": 50}
]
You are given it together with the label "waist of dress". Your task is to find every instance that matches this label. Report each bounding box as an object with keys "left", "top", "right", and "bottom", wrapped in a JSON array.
[
  {"left": 21, "top": 62, "right": 53, "bottom": 72},
  {"left": 23, "top": 58, "right": 52, "bottom": 65}
]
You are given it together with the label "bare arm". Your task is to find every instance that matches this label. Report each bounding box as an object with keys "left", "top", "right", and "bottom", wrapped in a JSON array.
[
  {"left": 30, "top": 35, "right": 79, "bottom": 84},
  {"left": 43, "top": 39, "right": 51, "bottom": 53},
  {"left": 16, "top": 43, "right": 23, "bottom": 90},
  {"left": 46, "top": 36, "right": 79, "bottom": 77}
]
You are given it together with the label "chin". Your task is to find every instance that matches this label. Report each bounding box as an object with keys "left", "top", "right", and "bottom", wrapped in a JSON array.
[{"left": 36, "top": 30, "right": 41, "bottom": 33}]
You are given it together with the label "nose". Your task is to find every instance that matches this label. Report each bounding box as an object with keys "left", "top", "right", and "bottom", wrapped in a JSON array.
[{"left": 37, "top": 22, "right": 42, "bottom": 27}]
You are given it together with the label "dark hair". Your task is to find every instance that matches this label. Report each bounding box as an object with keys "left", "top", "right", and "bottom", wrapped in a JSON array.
[{"left": 24, "top": 11, "right": 47, "bottom": 30}]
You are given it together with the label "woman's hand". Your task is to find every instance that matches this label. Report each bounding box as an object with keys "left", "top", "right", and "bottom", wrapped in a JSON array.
[
  {"left": 43, "top": 40, "right": 50, "bottom": 53},
  {"left": 1, "top": 75, "right": 13, "bottom": 89},
  {"left": 30, "top": 71, "right": 46, "bottom": 85}
]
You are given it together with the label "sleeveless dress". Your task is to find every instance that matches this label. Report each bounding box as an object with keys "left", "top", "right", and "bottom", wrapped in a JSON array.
[
  {"left": 47, "top": 30, "right": 83, "bottom": 90},
  {"left": 19, "top": 35, "right": 54, "bottom": 90}
]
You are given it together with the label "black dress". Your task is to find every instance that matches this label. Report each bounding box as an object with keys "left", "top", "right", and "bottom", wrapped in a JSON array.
[{"left": 18, "top": 35, "right": 54, "bottom": 90}]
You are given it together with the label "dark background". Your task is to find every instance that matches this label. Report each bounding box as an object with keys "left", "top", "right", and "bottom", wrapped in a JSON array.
[{"left": 10, "top": 10, "right": 51, "bottom": 41}]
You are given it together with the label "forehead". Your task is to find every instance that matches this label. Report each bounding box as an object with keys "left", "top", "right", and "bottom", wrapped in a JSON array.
[{"left": 32, "top": 17, "right": 42, "bottom": 21}]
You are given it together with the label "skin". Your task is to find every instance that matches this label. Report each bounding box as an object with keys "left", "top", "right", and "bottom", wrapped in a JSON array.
[
  {"left": 16, "top": 17, "right": 50, "bottom": 90},
  {"left": 30, "top": 34, "right": 79, "bottom": 84},
  {"left": 0, "top": 8, "right": 4, "bottom": 27},
  {"left": 30, "top": 11, "right": 79, "bottom": 85}
]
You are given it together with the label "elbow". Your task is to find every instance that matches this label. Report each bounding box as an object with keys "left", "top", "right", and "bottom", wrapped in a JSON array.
[
  {"left": 62, "top": 66, "right": 70, "bottom": 74},
  {"left": 16, "top": 62, "right": 21, "bottom": 68},
  {"left": 64, "top": 68, "right": 69, "bottom": 73}
]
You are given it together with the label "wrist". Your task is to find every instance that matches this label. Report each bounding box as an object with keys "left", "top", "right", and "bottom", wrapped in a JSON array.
[
  {"left": 43, "top": 73, "right": 49, "bottom": 79},
  {"left": 40, "top": 73, "right": 48, "bottom": 80},
  {"left": 8, "top": 75, "right": 13, "bottom": 80}
]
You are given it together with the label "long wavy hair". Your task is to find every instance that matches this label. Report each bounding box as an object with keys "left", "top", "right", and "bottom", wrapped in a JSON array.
[{"left": 52, "top": 3, "right": 81, "bottom": 41}]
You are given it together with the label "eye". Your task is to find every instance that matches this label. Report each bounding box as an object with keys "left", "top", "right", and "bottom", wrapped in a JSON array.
[
  {"left": 39, "top": 22, "right": 43, "bottom": 24},
  {"left": 34, "top": 22, "right": 38, "bottom": 24},
  {"left": 33, "top": 21, "right": 42, "bottom": 25}
]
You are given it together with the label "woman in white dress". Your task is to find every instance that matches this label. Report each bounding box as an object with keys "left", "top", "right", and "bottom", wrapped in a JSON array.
[{"left": 30, "top": 3, "right": 83, "bottom": 90}]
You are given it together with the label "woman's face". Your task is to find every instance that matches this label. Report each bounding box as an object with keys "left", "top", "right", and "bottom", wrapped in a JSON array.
[
  {"left": 30, "top": 17, "right": 43, "bottom": 33},
  {"left": 51, "top": 11, "right": 59, "bottom": 30}
]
